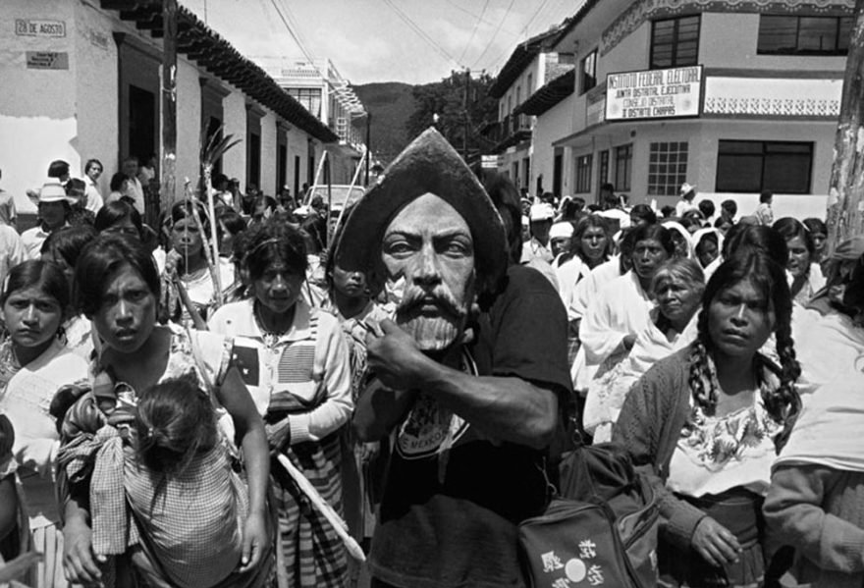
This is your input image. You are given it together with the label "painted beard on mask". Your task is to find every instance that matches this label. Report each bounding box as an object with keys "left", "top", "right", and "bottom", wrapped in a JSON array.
[{"left": 392, "top": 281, "right": 471, "bottom": 352}]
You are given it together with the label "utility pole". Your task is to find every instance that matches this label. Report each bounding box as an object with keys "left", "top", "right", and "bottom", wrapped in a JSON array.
[
  {"left": 826, "top": 0, "right": 864, "bottom": 255},
  {"left": 365, "top": 112, "right": 372, "bottom": 186},
  {"left": 161, "top": 0, "right": 178, "bottom": 217},
  {"left": 463, "top": 67, "right": 470, "bottom": 161}
]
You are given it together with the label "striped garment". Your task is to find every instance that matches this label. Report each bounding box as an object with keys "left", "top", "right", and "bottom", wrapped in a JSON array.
[{"left": 208, "top": 300, "right": 353, "bottom": 588}]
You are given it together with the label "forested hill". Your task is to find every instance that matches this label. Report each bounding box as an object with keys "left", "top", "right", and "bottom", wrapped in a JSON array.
[{"left": 353, "top": 82, "right": 416, "bottom": 165}]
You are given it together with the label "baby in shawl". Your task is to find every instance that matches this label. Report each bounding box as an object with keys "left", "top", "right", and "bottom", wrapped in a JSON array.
[{"left": 57, "top": 376, "right": 273, "bottom": 588}]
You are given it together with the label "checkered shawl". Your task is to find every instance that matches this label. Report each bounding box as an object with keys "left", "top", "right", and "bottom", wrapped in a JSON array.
[{"left": 56, "top": 417, "right": 139, "bottom": 555}]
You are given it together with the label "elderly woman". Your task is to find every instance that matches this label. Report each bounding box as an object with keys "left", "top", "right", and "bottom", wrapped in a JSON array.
[
  {"left": 576, "top": 223, "right": 675, "bottom": 391},
  {"left": 774, "top": 217, "right": 825, "bottom": 305},
  {"left": 614, "top": 251, "right": 801, "bottom": 588},
  {"left": 584, "top": 258, "right": 705, "bottom": 442},
  {"left": 58, "top": 234, "right": 271, "bottom": 587},
  {"left": 208, "top": 219, "right": 353, "bottom": 588}
]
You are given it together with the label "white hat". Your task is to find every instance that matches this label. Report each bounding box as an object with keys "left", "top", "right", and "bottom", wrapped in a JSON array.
[
  {"left": 550, "top": 221, "right": 574, "bottom": 239},
  {"left": 679, "top": 182, "right": 696, "bottom": 196},
  {"left": 529, "top": 203, "right": 555, "bottom": 222},
  {"left": 32, "top": 181, "right": 72, "bottom": 205}
]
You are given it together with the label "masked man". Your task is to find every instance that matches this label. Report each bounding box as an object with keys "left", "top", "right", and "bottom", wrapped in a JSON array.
[{"left": 335, "top": 128, "right": 567, "bottom": 588}]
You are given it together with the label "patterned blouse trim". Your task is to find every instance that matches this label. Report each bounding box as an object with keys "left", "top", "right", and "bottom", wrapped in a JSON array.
[{"left": 681, "top": 350, "right": 782, "bottom": 467}]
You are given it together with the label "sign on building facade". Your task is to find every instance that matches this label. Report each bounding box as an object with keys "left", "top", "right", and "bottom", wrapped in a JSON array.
[
  {"left": 15, "top": 19, "right": 66, "bottom": 38},
  {"left": 605, "top": 65, "right": 702, "bottom": 121}
]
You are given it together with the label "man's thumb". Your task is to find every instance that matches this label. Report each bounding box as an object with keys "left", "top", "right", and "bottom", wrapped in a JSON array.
[{"left": 379, "top": 318, "right": 399, "bottom": 334}]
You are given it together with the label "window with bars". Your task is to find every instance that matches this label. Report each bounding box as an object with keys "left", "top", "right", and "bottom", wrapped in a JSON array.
[
  {"left": 651, "top": 15, "right": 700, "bottom": 69},
  {"left": 575, "top": 154, "right": 593, "bottom": 193},
  {"left": 614, "top": 144, "right": 633, "bottom": 192},
  {"left": 598, "top": 150, "right": 609, "bottom": 193},
  {"left": 716, "top": 140, "right": 813, "bottom": 194},
  {"left": 648, "top": 142, "right": 689, "bottom": 197},
  {"left": 757, "top": 15, "right": 852, "bottom": 55},
  {"left": 581, "top": 49, "right": 597, "bottom": 94}
]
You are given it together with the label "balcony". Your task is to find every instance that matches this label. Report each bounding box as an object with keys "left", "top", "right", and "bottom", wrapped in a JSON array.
[{"left": 481, "top": 113, "right": 533, "bottom": 154}]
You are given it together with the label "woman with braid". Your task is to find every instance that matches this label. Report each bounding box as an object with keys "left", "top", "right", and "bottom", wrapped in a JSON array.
[{"left": 614, "top": 250, "right": 801, "bottom": 587}]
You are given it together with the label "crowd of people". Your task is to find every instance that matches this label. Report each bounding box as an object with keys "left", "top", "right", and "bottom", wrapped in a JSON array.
[{"left": 0, "top": 135, "right": 861, "bottom": 588}]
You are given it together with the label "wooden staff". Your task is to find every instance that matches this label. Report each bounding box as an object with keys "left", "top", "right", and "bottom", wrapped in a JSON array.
[{"left": 275, "top": 454, "right": 366, "bottom": 562}]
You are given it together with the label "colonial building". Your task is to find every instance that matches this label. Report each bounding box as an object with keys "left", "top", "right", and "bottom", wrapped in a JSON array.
[
  {"left": 483, "top": 26, "right": 572, "bottom": 197},
  {"left": 258, "top": 57, "right": 369, "bottom": 189},
  {"left": 0, "top": 0, "right": 340, "bottom": 216},
  {"left": 509, "top": 0, "right": 852, "bottom": 219}
]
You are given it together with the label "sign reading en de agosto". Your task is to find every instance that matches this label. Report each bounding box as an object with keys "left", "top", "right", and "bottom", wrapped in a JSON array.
[{"left": 605, "top": 65, "right": 702, "bottom": 121}]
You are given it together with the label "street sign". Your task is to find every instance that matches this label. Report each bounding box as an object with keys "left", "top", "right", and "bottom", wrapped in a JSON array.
[
  {"left": 26, "top": 52, "right": 69, "bottom": 70},
  {"left": 15, "top": 19, "right": 66, "bottom": 38}
]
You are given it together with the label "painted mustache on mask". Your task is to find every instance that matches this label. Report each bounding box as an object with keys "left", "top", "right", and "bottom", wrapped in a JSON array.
[{"left": 396, "top": 285, "right": 467, "bottom": 320}]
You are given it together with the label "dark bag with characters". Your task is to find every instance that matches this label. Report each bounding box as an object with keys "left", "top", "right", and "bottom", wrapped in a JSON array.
[{"left": 518, "top": 443, "right": 659, "bottom": 588}]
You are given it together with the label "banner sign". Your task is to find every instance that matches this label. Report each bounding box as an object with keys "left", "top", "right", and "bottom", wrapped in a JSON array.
[{"left": 605, "top": 65, "right": 702, "bottom": 121}]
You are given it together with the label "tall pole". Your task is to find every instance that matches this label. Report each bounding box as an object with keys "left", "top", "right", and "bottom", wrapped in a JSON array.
[
  {"left": 364, "top": 112, "right": 371, "bottom": 185},
  {"left": 826, "top": 0, "right": 864, "bottom": 255},
  {"left": 161, "top": 0, "right": 178, "bottom": 217},
  {"left": 463, "top": 68, "right": 470, "bottom": 160}
]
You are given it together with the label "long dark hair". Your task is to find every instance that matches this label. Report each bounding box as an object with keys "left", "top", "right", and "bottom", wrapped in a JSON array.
[
  {"left": 75, "top": 234, "right": 160, "bottom": 318},
  {"left": 564, "top": 214, "right": 613, "bottom": 266},
  {"left": 1, "top": 259, "right": 69, "bottom": 314},
  {"left": 95, "top": 200, "right": 144, "bottom": 238},
  {"left": 689, "top": 251, "right": 801, "bottom": 449},
  {"left": 40, "top": 225, "right": 98, "bottom": 268},
  {"left": 135, "top": 375, "right": 218, "bottom": 477},
  {"left": 244, "top": 218, "right": 307, "bottom": 282}
]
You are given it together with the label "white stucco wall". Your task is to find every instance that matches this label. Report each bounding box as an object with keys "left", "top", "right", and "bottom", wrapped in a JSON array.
[
  {"left": 532, "top": 98, "right": 573, "bottom": 197},
  {"left": 259, "top": 112, "right": 278, "bottom": 195},
  {"left": 74, "top": 2, "right": 118, "bottom": 199},
  {"left": 221, "top": 90, "right": 247, "bottom": 188},
  {"left": 0, "top": 0, "right": 79, "bottom": 212}
]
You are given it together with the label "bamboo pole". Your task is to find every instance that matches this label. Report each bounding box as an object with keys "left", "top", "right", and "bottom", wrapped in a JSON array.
[
  {"left": 825, "top": 0, "right": 864, "bottom": 255},
  {"left": 304, "top": 151, "right": 328, "bottom": 205}
]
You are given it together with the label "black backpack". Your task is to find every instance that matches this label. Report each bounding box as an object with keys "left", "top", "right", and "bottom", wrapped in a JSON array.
[{"left": 518, "top": 443, "right": 659, "bottom": 588}]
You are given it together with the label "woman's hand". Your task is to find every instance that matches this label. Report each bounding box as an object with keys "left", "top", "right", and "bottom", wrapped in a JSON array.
[
  {"left": 691, "top": 516, "right": 742, "bottom": 567},
  {"left": 63, "top": 516, "right": 106, "bottom": 586},
  {"left": 265, "top": 418, "right": 291, "bottom": 453},
  {"left": 165, "top": 249, "right": 182, "bottom": 281},
  {"left": 238, "top": 511, "right": 269, "bottom": 573}
]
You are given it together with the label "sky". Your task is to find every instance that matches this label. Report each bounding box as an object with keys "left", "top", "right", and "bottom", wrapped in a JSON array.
[{"left": 181, "top": 0, "right": 582, "bottom": 86}]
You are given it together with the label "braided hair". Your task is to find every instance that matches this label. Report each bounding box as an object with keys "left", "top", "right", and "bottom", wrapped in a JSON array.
[{"left": 688, "top": 250, "right": 801, "bottom": 450}]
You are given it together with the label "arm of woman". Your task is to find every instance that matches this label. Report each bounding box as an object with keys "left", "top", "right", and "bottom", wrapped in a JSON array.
[
  {"left": 764, "top": 464, "right": 864, "bottom": 573},
  {"left": 613, "top": 368, "right": 709, "bottom": 552},
  {"left": 283, "top": 319, "right": 354, "bottom": 444},
  {"left": 214, "top": 367, "right": 270, "bottom": 572}
]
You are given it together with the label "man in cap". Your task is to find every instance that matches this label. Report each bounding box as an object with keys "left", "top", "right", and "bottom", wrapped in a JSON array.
[
  {"left": 336, "top": 128, "right": 565, "bottom": 588},
  {"left": 521, "top": 202, "right": 555, "bottom": 264},
  {"left": 676, "top": 182, "right": 699, "bottom": 217},
  {"left": 21, "top": 181, "right": 73, "bottom": 259}
]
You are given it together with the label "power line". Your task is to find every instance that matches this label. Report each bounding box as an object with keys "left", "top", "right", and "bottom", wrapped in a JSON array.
[
  {"left": 519, "top": 0, "right": 554, "bottom": 36},
  {"left": 458, "top": 0, "right": 490, "bottom": 64},
  {"left": 470, "top": 0, "right": 516, "bottom": 69},
  {"left": 381, "top": 0, "right": 462, "bottom": 68},
  {"left": 444, "top": 0, "right": 522, "bottom": 38}
]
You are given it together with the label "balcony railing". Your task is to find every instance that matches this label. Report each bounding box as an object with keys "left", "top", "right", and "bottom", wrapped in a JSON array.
[{"left": 481, "top": 113, "right": 532, "bottom": 150}]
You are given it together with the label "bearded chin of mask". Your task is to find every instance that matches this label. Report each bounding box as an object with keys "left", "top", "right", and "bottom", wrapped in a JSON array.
[{"left": 387, "top": 276, "right": 474, "bottom": 354}]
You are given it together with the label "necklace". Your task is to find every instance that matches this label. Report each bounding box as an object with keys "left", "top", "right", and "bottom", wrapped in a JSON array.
[{"left": 254, "top": 302, "right": 289, "bottom": 347}]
